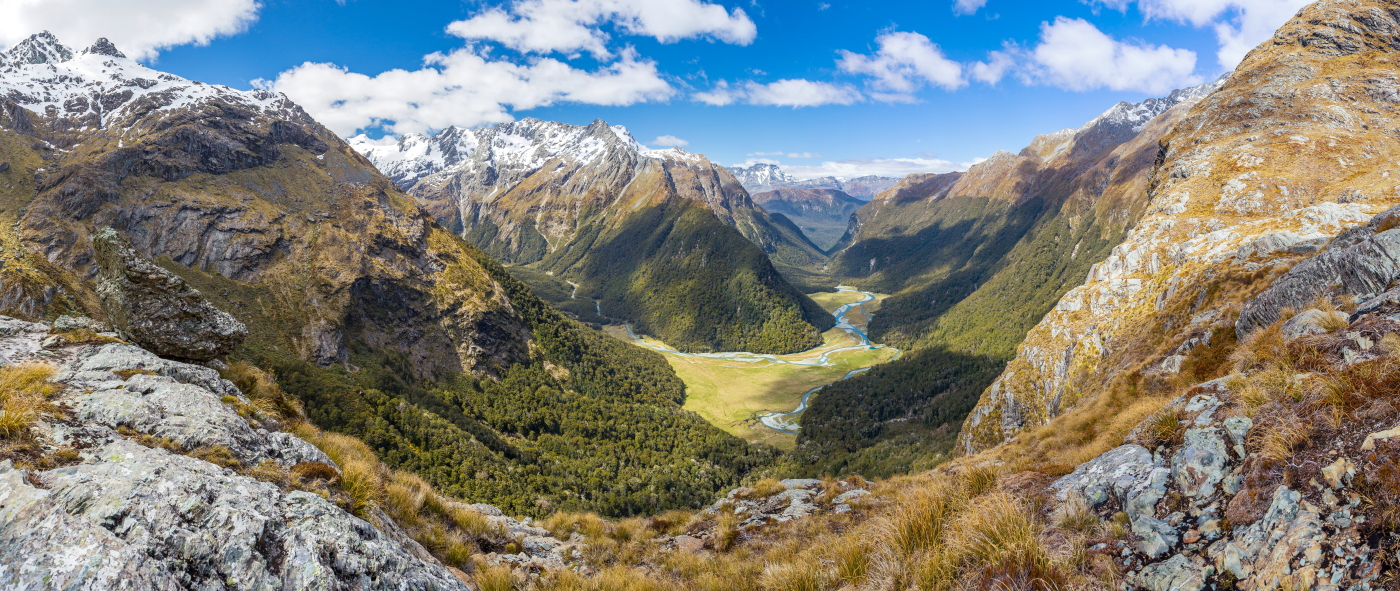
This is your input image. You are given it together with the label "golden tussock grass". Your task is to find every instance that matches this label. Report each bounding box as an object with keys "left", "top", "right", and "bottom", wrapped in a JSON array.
[{"left": 0, "top": 362, "right": 58, "bottom": 439}]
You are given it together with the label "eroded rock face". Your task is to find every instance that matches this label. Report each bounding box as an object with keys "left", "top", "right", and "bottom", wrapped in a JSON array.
[{"left": 93, "top": 227, "right": 247, "bottom": 361}]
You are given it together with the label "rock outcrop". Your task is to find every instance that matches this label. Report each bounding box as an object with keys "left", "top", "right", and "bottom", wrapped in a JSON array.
[
  {"left": 1238, "top": 205, "right": 1400, "bottom": 337},
  {"left": 93, "top": 227, "right": 247, "bottom": 361},
  {"left": 0, "top": 317, "right": 471, "bottom": 590}
]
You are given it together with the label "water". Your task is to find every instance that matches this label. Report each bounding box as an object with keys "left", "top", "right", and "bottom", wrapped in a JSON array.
[{"left": 620, "top": 286, "right": 898, "bottom": 433}]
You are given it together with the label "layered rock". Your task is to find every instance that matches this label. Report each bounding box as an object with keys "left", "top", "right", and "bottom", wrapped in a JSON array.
[
  {"left": 958, "top": 0, "right": 1400, "bottom": 453},
  {"left": 93, "top": 227, "right": 247, "bottom": 361}
]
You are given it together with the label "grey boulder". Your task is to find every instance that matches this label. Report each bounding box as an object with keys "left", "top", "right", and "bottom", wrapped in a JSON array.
[{"left": 93, "top": 227, "right": 246, "bottom": 361}]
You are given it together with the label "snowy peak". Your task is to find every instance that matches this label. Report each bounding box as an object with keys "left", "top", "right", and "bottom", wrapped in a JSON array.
[
  {"left": 729, "top": 163, "right": 900, "bottom": 198},
  {"left": 728, "top": 163, "right": 797, "bottom": 193},
  {"left": 351, "top": 117, "right": 701, "bottom": 189},
  {"left": 0, "top": 32, "right": 293, "bottom": 131},
  {"left": 4, "top": 31, "right": 74, "bottom": 66},
  {"left": 1087, "top": 74, "right": 1228, "bottom": 133}
]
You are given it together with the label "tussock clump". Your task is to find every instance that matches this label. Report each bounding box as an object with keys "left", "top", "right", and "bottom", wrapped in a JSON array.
[{"left": 0, "top": 363, "right": 58, "bottom": 440}]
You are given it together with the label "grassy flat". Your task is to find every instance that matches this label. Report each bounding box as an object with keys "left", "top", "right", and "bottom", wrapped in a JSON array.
[{"left": 603, "top": 290, "right": 895, "bottom": 450}]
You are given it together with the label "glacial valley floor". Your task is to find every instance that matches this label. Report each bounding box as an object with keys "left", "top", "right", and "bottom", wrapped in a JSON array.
[{"left": 605, "top": 289, "right": 896, "bottom": 449}]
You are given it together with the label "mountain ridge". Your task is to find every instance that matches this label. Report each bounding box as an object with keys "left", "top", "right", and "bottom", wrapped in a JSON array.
[{"left": 352, "top": 118, "right": 835, "bottom": 354}]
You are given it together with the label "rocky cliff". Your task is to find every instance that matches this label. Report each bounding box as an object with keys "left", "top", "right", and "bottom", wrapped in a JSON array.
[
  {"left": 957, "top": 0, "right": 1400, "bottom": 454},
  {"left": 353, "top": 119, "right": 833, "bottom": 354}
]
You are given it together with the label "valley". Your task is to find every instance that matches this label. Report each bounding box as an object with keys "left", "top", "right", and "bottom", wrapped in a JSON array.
[
  {"left": 13, "top": 1, "right": 1400, "bottom": 589},
  {"left": 604, "top": 288, "right": 897, "bottom": 449}
]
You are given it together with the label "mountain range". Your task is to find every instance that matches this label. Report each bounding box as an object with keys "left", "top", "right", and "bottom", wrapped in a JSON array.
[
  {"left": 728, "top": 162, "right": 902, "bottom": 197},
  {"left": 12, "top": 1, "right": 1400, "bottom": 588},
  {"left": 750, "top": 188, "right": 865, "bottom": 252},
  {"left": 350, "top": 120, "right": 833, "bottom": 354}
]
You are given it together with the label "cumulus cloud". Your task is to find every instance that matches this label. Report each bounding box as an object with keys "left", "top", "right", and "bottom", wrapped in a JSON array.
[
  {"left": 781, "top": 156, "right": 974, "bottom": 179},
  {"left": 694, "top": 79, "right": 862, "bottom": 107},
  {"left": 446, "top": 0, "right": 756, "bottom": 58},
  {"left": 0, "top": 0, "right": 260, "bottom": 60},
  {"left": 993, "top": 17, "right": 1199, "bottom": 93},
  {"left": 952, "top": 0, "right": 988, "bottom": 15},
  {"left": 650, "top": 135, "right": 688, "bottom": 147},
  {"left": 1091, "top": 0, "right": 1310, "bottom": 68},
  {"left": 264, "top": 47, "right": 674, "bottom": 136},
  {"left": 837, "top": 31, "right": 965, "bottom": 99}
]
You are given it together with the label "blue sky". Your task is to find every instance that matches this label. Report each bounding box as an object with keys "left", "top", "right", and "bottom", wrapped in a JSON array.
[{"left": 1, "top": 0, "right": 1306, "bottom": 178}]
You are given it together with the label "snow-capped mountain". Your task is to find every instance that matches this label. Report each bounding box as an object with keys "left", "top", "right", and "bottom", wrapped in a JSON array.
[
  {"left": 727, "top": 163, "right": 796, "bottom": 193},
  {"left": 349, "top": 117, "right": 831, "bottom": 352},
  {"left": 0, "top": 31, "right": 298, "bottom": 135},
  {"left": 349, "top": 118, "right": 824, "bottom": 268},
  {"left": 726, "top": 163, "right": 901, "bottom": 198}
]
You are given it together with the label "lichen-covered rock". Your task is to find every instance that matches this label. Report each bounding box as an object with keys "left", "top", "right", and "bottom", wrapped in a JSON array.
[
  {"left": 92, "top": 227, "right": 247, "bottom": 361},
  {"left": 1278, "top": 309, "right": 1349, "bottom": 341},
  {"left": 1239, "top": 207, "right": 1400, "bottom": 338},
  {"left": 0, "top": 317, "right": 471, "bottom": 589},
  {"left": 1050, "top": 444, "right": 1160, "bottom": 509},
  {"left": 1138, "top": 554, "right": 1210, "bottom": 591},
  {"left": 19, "top": 440, "right": 467, "bottom": 590},
  {"left": 55, "top": 344, "right": 329, "bottom": 467},
  {"left": 1172, "top": 427, "right": 1229, "bottom": 499}
]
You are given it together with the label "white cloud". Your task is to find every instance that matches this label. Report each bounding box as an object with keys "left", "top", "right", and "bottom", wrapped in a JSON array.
[
  {"left": 694, "top": 79, "right": 862, "bottom": 107},
  {"left": 1096, "top": 0, "right": 1310, "bottom": 68},
  {"left": 1019, "top": 17, "right": 1199, "bottom": 93},
  {"left": 837, "top": 31, "right": 965, "bottom": 99},
  {"left": 969, "top": 48, "right": 1016, "bottom": 84},
  {"left": 749, "top": 151, "right": 784, "bottom": 156},
  {"left": 787, "top": 152, "right": 819, "bottom": 158},
  {"left": 651, "top": 134, "right": 688, "bottom": 147},
  {"left": 0, "top": 0, "right": 260, "bottom": 60},
  {"left": 446, "top": 0, "right": 756, "bottom": 58},
  {"left": 953, "top": 0, "right": 988, "bottom": 15},
  {"left": 264, "top": 47, "right": 674, "bottom": 136},
  {"left": 781, "top": 156, "right": 975, "bottom": 179}
]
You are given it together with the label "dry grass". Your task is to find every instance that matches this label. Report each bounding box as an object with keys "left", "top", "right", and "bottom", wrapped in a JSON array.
[
  {"left": 221, "top": 361, "right": 304, "bottom": 424},
  {"left": 0, "top": 363, "right": 58, "bottom": 439}
]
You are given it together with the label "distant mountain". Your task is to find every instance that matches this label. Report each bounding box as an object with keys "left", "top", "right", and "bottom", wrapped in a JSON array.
[
  {"left": 351, "top": 119, "right": 832, "bottom": 354},
  {"left": 751, "top": 188, "right": 864, "bottom": 251},
  {"left": 795, "top": 76, "right": 1227, "bottom": 476},
  {"left": 728, "top": 163, "right": 901, "bottom": 198}
]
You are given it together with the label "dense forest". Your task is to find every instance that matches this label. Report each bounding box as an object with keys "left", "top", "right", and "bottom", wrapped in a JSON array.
[{"left": 194, "top": 234, "right": 785, "bottom": 517}]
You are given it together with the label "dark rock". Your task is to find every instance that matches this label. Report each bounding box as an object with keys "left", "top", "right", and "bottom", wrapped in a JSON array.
[
  {"left": 83, "top": 38, "right": 125, "bottom": 58},
  {"left": 1238, "top": 204, "right": 1400, "bottom": 338},
  {"left": 0, "top": 162, "right": 9, "bottom": 173},
  {"left": 92, "top": 227, "right": 246, "bottom": 361}
]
